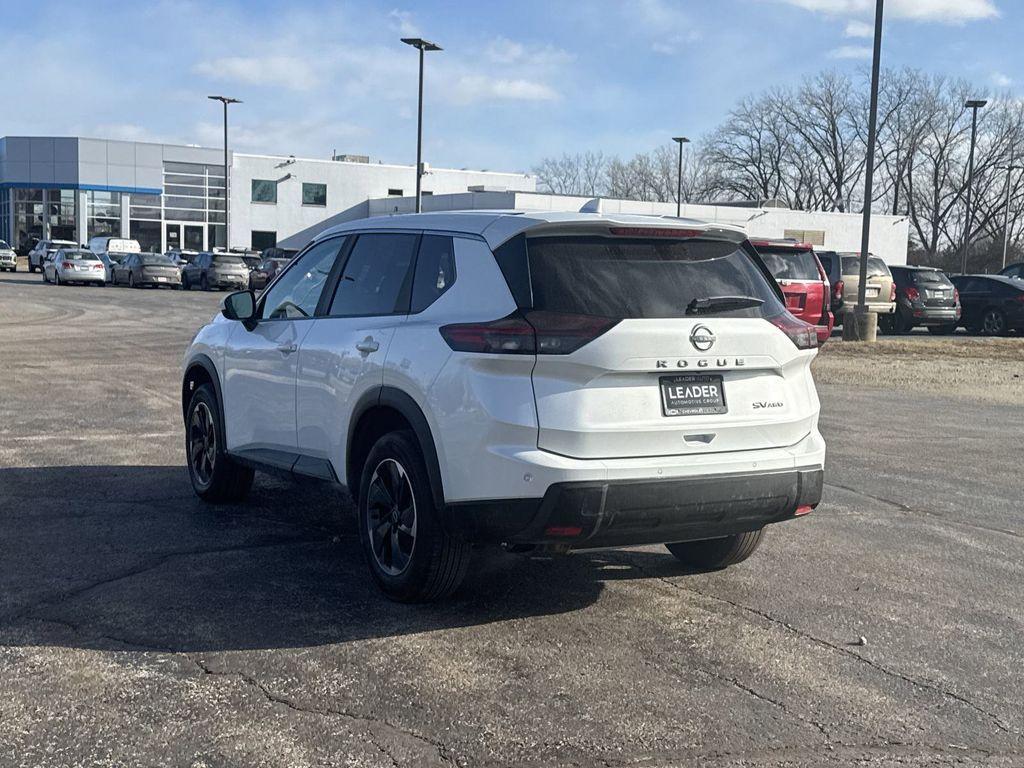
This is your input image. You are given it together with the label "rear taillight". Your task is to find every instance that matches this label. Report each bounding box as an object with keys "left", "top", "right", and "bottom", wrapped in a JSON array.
[
  {"left": 889, "top": 283, "right": 897, "bottom": 302},
  {"left": 954, "top": 288, "right": 960, "bottom": 304},
  {"left": 440, "top": 312, "right": 618, "bottom": 355},
  {"left": 834, "top": 280, "right": 844, "bottom": 301},
  {"left": 903, "top": 286, "right": 920, "bottom": 302},
  {"left": 768, "top": 312, "right": 820, "bottom": 350},
  {"left": 1014, "top": 293, "right": 1024, "bottom": 304}
]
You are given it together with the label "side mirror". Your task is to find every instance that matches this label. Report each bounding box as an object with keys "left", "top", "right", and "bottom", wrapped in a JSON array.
[{"left": 222, "top": 290, "right": 257, "bottom": 328}]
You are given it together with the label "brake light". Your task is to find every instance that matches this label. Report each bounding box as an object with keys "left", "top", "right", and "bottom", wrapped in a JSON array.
[
  {"left": 795, "top": 504, "right": 815, "bottom": 516},
  {"left": 439, "top": 312, "right": 619, "bottom": 355},
  {"left": 768, "top": 312, "right": 819, "bottom": 350},
  {"left": 834, "top": 280, "right": 844, "bottom": 301},
  {"left": 903, "top": 286, "right": 920, "bottom": 302},
  {"left": 954, "top": 288, "right": 960, "bottom": 304},
  {"left": 61, "top": 261, "right": 73, "bottom": 269},
  {"left": 889, "top": 282, "right": 897, "bottom": 302},
  {"left": 93, "top": 263, "right": 103, "bottom": 270},
  {"left": 1015, "top": 293, "right": 1024, "bottom": 304},
  {"left": 608, "top": 227, "right": 704, "bottom": 238}
]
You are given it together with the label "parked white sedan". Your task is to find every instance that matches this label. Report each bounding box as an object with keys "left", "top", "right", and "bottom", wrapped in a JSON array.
[{"left": 43, "top": 249, "right": 107, "bottom": 286}]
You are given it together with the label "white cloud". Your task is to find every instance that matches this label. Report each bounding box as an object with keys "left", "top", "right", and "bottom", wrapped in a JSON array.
[
  {"left": 829, "top": 45, "right": 873, "bottom": 60},
  {"left": 992, "top": 71, "right": 1013, "bottom": 88},
  {"left": 388, "top": 9, "right": 419, "bottom": 37},
  {"left": 843, "top": 20, "right": 874, "bottom": 37},
  {"left": 768, "top": 0, "right": 998, "bottom": 23},
  {"left": 193, "top": 55, "right": 318, "bottom": 90},
  {"left": 446, "top": 75, "right": 560, "bottom": 105},
  {"left": 486, "top": 37, "right": 526, "bottom": 64},
  {"left": 628, "top": 0, "right": 702, "bottom": 54}
]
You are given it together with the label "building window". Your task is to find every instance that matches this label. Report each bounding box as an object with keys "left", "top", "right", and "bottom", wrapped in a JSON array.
[
  {"left": 87, "top": 190, "right": 121, "bottom": 240},
  {"left": 783, "top": 229, "right": 826, "bottom": 247},
  {"left": 302, "top": 182, "right": 327, "bottom": 206},
  {"left": 251, "top": 230, "right": 277, "bottom": 251},
  {"left": 130, "top": 220, "right": 161, "bottom": 253},
  {"left": 252, "top": 179, "right": 277, "bottom": 204},
  {"left": 388, "top": 188, "right": 403, "bottom": 196}
]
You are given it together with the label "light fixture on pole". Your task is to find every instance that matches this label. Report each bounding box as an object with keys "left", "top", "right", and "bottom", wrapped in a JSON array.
[
  {"left": 961, "top": 98, "right": 987, "bottom": 275},
  {"left": 672, "top": 137, "right": 690, "bottom": 218},
  {"left": 208, "top": 95, "right": 242, "bottom": 249},
  {"left": 851, "top": 0, "right": 884, "bottom": 341},
  {"left": 401, "top": 37, "right": 442, "bottom": 214},
  {"left": 1000, "top": 161, "right": 1022, "bottom": 269}
]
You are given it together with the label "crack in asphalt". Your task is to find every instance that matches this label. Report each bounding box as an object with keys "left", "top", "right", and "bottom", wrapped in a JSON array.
[
  {"left": 825, "top": 481, "right": 1024, "bottom": 542},
  {"left": 0, "top": 538, "right": 325, "bottom": 627},
  {"left": 614, "top": 554, "right": 1020, "bottom": 740}
]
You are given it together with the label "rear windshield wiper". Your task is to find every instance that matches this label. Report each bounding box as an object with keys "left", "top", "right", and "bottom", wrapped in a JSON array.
[{"left": 686, "top": 295, "right": 765, "bottom": 315}]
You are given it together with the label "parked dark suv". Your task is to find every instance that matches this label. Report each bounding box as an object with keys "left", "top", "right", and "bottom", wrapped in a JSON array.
[
  {"left": 883, "top": 265, "right": 960, "bottom": 334},
  {"left": 950, "top": 275, "right": 1024, "bottom": 335}
]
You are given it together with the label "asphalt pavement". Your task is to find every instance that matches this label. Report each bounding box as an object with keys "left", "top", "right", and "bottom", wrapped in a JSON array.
[{"left": 1, "top": 268, "right": 1022, "bottom": 767}]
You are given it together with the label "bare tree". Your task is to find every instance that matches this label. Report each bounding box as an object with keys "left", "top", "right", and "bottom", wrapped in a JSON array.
[{"left": 533, "top": 151, "right": 608, "bottom": 196}]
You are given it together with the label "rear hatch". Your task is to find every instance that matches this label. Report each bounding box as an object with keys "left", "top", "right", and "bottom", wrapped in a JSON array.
[
  {"left": 913, "top": 269, "right": 957, "bottom": 308},
  {"left": 841, "top": 254, "right": 893, "bottom": 308},
  {"left": 752, "top": 242, "right": 828, "bottom": 326},
  {"left": 139, "top": 256, "right": 180, "bottom": 282},
  {"left": 210, "top": 255, "right": 249, "bottom": 280},
  {"left": 523, "top": 230, "right": 820, "bottom": 460}
]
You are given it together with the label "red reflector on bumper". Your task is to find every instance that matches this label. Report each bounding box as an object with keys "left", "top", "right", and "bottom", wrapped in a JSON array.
[
  {"left": 544, "top": 525, "right": 583, "bottom": 537},
  {"left": 795, "top": 504, "right": 814, "bottom": 516}
]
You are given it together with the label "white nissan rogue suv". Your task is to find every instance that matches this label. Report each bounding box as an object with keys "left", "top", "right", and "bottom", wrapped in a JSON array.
[{"left": 181, "top": 210, "right": 825, "bottom": 601}]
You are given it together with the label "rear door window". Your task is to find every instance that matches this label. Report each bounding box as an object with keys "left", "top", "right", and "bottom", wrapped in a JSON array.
[
  {"left": 756, "top": 247, "right": 821, "bottom": 280},
  {"left": 526, "top": 236, "right": 784, "bottom": 319},
  {"left": 328, "top": 233, "right": 418, "bottom": 317},
  {"left": 410, "top": 235, "right": 456, "bottom": 312}
]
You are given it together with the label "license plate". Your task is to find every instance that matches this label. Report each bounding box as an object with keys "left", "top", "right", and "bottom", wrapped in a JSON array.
[
  {"left": 157, "top": 276, "right": 167, "bottom": 282},
  {"left": 866, "top": 286, "right": 880, "bottom": 297},
  {"left": 660, "top": 374, "right": 727, "bottom": 417}
]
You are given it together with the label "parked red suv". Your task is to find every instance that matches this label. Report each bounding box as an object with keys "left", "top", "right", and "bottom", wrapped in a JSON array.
[{"left": 751, "top": 239, "right": 833, "bottom": 344}]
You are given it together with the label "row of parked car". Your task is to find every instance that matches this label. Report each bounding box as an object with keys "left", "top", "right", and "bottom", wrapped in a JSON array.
[
  {"left": 750, "top": 239, "right": 1024, "bottom": 337},
  {"left": 20, "top": 236, "right": 297, "bottom": 293}
]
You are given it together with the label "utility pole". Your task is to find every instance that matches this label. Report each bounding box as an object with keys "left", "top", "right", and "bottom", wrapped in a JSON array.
[
  {"left": 961, "top": 99, "right": 988, "bottom": 274},
  {"left": 401, "top": 38, "right": 442, "bottom": 213},
  {"left": 208, "top": 95, "right": 242, "bottom": 249},
  {"left": 1001, "top": 161, "right": 1021, "bottom": 269},
  {"left": 850, "top": 0, "right": 884, "bottom": 342},
  {"left": 672, "top": 137, "right": 690, "bottom": 218}
]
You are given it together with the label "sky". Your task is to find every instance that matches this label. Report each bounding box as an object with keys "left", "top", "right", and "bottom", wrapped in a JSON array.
[{"left": 4, "top": 0, "right": 1016, "bottom": 174}]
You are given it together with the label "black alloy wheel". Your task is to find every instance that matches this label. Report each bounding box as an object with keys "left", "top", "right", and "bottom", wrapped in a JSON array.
[{"left": 365, "top": 458, "right": 418, "bottom": 576}]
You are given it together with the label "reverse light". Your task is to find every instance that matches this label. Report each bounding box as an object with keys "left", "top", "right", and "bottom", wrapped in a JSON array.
[
  {"left": 889, "top": 282, "right": 897, "bottom": 302},
  {"left": 768, "top": 312, "right": 820, "bottom": 350},
  {"left": 440, "top": 312, "right": 618, "bottom": 355},
  {"left": 954, "top": 288, "right": 960, "bottom": 305}
]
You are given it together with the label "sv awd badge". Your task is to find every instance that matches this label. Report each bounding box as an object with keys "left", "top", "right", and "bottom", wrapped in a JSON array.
[{"left": 753, "top": 401, "right": 784, "bottom": 409}]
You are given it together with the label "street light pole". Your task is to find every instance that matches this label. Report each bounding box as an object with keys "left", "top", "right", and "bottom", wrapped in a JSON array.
[
  {"left": 401, "top": 37, "right": 442, "bottom": 214},
  {"left": 208, "top": 95, "right": 242, "bottom": 249},
  {"left": 1001, "top": 161, "right": 1021, "bottom": 269},
  {"left": 672, "top": 137, "right": 690, "bottom": 218},
  {"left": 961, "top": 98, "right": 987, "bottom": 275},
  {"left": 853, "top": 0, "right": 884, "bottom": 340}
]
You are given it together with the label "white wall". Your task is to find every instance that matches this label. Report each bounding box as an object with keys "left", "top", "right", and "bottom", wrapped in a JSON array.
[{"left": 232, "top": 154, "right": 535, "bottom": 249}]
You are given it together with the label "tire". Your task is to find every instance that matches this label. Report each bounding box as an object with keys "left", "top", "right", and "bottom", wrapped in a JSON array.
[
  {"left": 928, "top": 324, "right": 956, "bottom": 335},
  {"left": 54, "top": 272, "right": 61, "bottom": 286},
  {"left": 982, "top": 308, "right": 1007, "bottom": 336},
  {"left": 28, "top": 263, "right": 36, "bottom": 274},
  {"left": 182, "top": 273, "right": 190, "bottom": 290},
  {"left": 129, "top": 272, "right": 136, "bottom": 288},
  {"left": 666, "top": 529, "right": 765, "bottom": 570},
  {"left": 358, "top": 430, "right": 471, "bottom": 602},
  {"left": 201, "top": 274, "right": 209, "bottom": 291},
  {"left": 185, "top": 383, "right": 254, "bottom": 502}
]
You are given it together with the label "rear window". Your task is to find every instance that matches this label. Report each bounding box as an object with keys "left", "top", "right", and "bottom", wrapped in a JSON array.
[
  {"left": 911, "top": 269, "right": 951, "bottom": 286},
  {"left": 63, "top": 251, "right": 97, "bottom": 260},
  {"left": 841, "top": 255, "right": 890, "bottom": 278},
  {"left": 526, "top": 236, "right": 784, "bottom": 319},
  {"left": 212, "top": 255, "right": 244, "bottom": 265},
  {"left": 756, "top": 247, "right": 821, "bottom": 281},
  {"left": 141, "top": 254, "right": 173, "bottom": 265}
]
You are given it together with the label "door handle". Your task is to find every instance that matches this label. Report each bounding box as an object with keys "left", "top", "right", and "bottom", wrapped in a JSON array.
[
  {"left": 355, "top": 337, "right": 380, "bottom": 354},
  {"left": 277, "top": 342, "right": 298, "bottom": 355}
]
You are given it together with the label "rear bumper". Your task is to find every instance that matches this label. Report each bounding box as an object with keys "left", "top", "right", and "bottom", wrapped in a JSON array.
[
  {"left": 908, "top": 306, "right": 959, "bottom": 325},
  {"left": 59, "top": 270, "right": 105, "bottom": 282},
  {"left": 140, "top": 274, "right": 181, "bottom": 286},
  {"left": 443, "top": 466, "right": 824, "bottom": 548}
]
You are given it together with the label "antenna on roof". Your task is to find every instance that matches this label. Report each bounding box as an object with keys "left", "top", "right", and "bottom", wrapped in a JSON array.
[{"left": 579, "top": 198, "right": 603, "bottom": 214}]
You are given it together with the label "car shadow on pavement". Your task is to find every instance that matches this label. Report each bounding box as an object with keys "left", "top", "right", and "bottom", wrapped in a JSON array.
[{"left": 0, "top": 465, "right": 695, "bottom": 654}]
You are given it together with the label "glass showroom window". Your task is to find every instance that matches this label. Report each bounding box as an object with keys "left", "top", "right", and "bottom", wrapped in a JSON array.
[
  {"left": 13, "top": 189, "right": 44, "bottom": 253},
  {"left": 252, "top": 179, "right": 277, "bottom": 204},
  {"left": 302, "top": 182, "right": 327, "bottom": 206},
  {"left": 87, "top": 191, "right": 121, "bottom": 239},
  {"left": 47, "top": 189, "right": 76, "bottom": 242}
]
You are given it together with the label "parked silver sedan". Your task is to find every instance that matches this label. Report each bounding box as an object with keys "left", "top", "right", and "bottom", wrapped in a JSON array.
[
  {"left": 42, "top": 249, "right": 106, "bottom": 286},
  {"left": 111, "top": 252, "right": 182, "bottom": 288}
]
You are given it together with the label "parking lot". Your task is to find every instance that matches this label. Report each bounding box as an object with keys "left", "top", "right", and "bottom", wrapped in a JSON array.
[{"left": 2, "top": 267, "right": 1023, "bottom": 767}]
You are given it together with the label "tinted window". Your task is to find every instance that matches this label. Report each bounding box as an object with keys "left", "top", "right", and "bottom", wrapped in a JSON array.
[
  {"left": 251, "top": 179, "right": 277, "bottom": 203},
  {"left": 757, "top": 247, "right": 821, "bottom": 280},
  {"left": 328, "top": 233, "right": 418, "bottom": 317},
  {"left": 911, "top": 269, "right": 952, "bottom": 287},
  {"left": 302, "top": 183, "right": 327, "bottom": 206},
  {"left": 840, "top": 255, "right": 890, "bottom": 277},
  {"left": 141, "top": 254, "right": 173, "bottom": 265},
  {"left": 260, "top": 237, "right": 345, "bottom": 320},
  {"left": 212, "top": 254, "right": 244, "bottom": 265},
  {"left": 526, "top": 236, "right": 785, "bottom": 319},
  {"left": 411, "top": 235, "right": 456, "bottom": 312},
  {"left": 817, "top": 253, "right": 834, "bottom": 273}
]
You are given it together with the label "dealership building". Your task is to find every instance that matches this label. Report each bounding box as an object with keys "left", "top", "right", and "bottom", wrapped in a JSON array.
[
  {"left": 0, "top": 136, "right": 536, "bottom": 254},
  {"left": 0, "top": 135, "right": 909, "bottom": 263}
]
